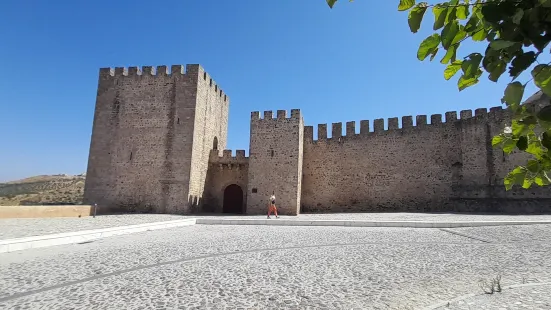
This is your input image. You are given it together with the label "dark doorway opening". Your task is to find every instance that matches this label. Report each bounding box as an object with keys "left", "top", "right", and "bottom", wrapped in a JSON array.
[
  {"left": 213, "top": 137, "right": 218, "bottom": 150},
  {"left": 223, "top": 184, "right": 244, "bottom": 214}
]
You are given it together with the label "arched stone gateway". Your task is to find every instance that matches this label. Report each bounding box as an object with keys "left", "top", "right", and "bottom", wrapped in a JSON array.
[{"left": 223, "top": 184, "right": 244, "bottom": 214}]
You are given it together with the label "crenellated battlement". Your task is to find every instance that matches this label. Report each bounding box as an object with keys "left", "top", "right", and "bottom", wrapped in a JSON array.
[
  {"left": 304, "top": 106, "right": 507, "bottom": 142},
  {"left": 209, "top": 149, "right": 248, "bottom": 169},
  {"left": 99, "top": 64, "right": 228, "bottom": 102},
  {"left": 251, "top": 109, "right": 302, "bottom": 121}
]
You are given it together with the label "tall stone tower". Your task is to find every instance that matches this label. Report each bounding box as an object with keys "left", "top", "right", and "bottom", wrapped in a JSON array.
[
  {"left": 247, "top": 109, "right": 304, "bottom": 215},
  {"left": 84, "top": 64, "right": 229, "bottom": 214}
]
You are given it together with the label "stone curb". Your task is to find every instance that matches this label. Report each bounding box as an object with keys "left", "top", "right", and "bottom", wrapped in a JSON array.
[
  {"left": 195, "top": 218, "right": 551, "bottom": 228},
  {"left": 0, "top": 218, "right": 196, "bottom": 254},
  {"left": 423, "top": 281, "right": 551, "bottom": 310},
  {"left": 2, "top": 218, "right": 551, "bottom": 254}
]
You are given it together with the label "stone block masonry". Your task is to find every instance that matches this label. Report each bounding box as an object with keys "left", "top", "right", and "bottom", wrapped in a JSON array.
[
  {"left": 203, "top": 149, "right": 249, "bottom": 213},
  {"left": 84, "top": 64, "right": 229, "bottom": 214},
  {"left": 247, "top": 110, "right": 304, "bottom": 215},
  {"left": 84, "top": 62, "right": 551, "bottom": 215},
  {"left": 301, "top": 92, "right": 551, "bottom": 214}
]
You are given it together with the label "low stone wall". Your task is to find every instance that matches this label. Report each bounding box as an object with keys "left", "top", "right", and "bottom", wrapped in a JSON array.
[{"left": 0, "top": 205, "right": 93, "bottom": 219}]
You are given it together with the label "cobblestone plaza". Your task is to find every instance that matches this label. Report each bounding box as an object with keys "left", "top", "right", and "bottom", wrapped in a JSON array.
[{"left": 1, "top": 215, "right": 551, "bottom": 309}]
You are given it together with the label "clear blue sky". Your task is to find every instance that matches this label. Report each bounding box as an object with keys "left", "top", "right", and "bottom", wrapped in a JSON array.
[{"left": 0, "top": 0, "right": 539, "bottom": 182}]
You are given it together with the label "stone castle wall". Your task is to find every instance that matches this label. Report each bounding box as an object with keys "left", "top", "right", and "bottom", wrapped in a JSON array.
[
  {"left": 247, "top": 110, "right": 304, "bottom": 215},
  {"left": 300, "top": 92, "right": 551, "bottom": 213},
  {"left": 85, "top": 61, "right": 551, "bottom": 215},
  {"left": 187, "top": 68, "right": 230, "bottom": 209},
  {"left": 84, "top": 64, "right": 229, "bottom": 214},
  {"left": 204, "top": 150, "right": 249, "bottom": 213}
]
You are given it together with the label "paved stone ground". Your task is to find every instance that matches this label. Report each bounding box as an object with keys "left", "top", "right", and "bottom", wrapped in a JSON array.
[
  {"left": 3, "top": 212, "right": 551, "bottom": 240},
  {"left": 0, "top": 214, "right": 185, "bottom": 239},
  {"left": 1, "top": 225, "right": 551, "bottom": 309},
  {"left": 295, "top": 213, "right": 551, "bottom": 222},
  {"left": 434, "top": 283, "right": 551, "bottom": 309}
]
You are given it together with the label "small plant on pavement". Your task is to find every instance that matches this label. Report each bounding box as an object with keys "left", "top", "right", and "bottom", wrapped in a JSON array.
[{"left": 478, "top": 274, "right": 502, "bottom": 294}]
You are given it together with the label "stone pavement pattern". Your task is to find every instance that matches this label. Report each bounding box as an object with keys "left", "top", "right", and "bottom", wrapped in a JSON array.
[
  {"left": 435, "top": 284, "right": 551, "bottom": 309},
  {"left": 0, "top": 214, "right": 185, "bottom": 239},
  {"left": 1, "top": 224, "right": 551, "bottom": 309},
  {"left": 3, "top": 212, "right": 551, "bottom": 240}
]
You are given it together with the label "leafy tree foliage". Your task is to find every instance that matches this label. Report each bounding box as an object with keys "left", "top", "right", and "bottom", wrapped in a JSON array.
[{"left": 327, "top": 0, "right": 551, "bottom": 190}]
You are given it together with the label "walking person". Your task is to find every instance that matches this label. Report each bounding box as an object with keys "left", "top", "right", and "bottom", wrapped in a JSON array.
[{"left": 267, "top": 193, "right": 279, "bottom": 219}]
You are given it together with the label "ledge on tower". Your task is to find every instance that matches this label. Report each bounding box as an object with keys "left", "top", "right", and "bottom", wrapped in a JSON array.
[
  {"left": 209, "top": 149, "right": 249, "bottom": 168},
  {"left": 250, "top": 109, "right": 302, "bottom": 121},
  {"left": 100, "top": 65, "right": 198, "bottom": 77},
  {"left": 98, "top": 64, "right": 230, "bottom": 102},
  {"left": 304, "top": 105, "right": 511, "bottom": 143}
]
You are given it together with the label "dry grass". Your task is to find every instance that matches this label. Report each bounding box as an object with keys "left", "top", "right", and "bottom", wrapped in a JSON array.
[{"left": 0, "top": 174, "right": 85, "bottom": 206}]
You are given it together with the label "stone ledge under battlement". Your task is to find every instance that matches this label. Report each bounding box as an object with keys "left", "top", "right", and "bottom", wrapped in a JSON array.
[
  {"left": 251, "top": 109, "right": 302, "bottom": 121},
  {"left": 209, "top": 149, "right": 249, "bottom": 168},
  {"left": 99, "top": 64, "right": 228, "bottom": 102},
  {"left": 305, "top": 106, "right": 509, "bottom": 143}
]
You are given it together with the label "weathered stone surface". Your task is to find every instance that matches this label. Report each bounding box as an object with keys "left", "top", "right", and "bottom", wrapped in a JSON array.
[
  {"left": 4, "top": 212, "right": 551, "bottom": 240},
  {"left": 84, "top": 64, "right": 551, "bottom": 215},
  {"left": 301, "top": 93, "right": 551, "bottom": 213},
  {"left": 1, "top": 225, "right": 551, "bottom": 309},
  {"left": 435, "top": 284, "right": 551, "bottom": 309},
  {"left": 84, "top": 65, "right": 228, "bottom": 214},
  {"left": 247, "top": 109, "right": 304, "bottom": 215}
]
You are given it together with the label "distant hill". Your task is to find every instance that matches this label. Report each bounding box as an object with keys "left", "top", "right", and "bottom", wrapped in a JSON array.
[{"left": 0, "top": 174, "right": 86, "bottom": 206}]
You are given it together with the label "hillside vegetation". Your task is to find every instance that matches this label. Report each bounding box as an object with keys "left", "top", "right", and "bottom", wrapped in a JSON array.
[{"left": 0, "top": 174, "right": 86, "bottom": 206}]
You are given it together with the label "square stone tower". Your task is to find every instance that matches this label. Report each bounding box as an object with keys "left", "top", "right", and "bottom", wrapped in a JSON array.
[
  {"left": 247, "top": 109, "right": 304, "bottom": 215},
  {"left": 84, "top": 64, "right": 229, "bottom": 214}
]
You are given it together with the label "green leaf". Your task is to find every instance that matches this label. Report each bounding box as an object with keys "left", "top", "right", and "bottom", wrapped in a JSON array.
[
  {"left": 441, "top": 20, "right": 459, "bottom": 49},
  {"left": 440, "top": 44, "right": 457, "bottom": 64},
  {"left": 461, "top": 53, "right": 483, "bottom": 78},
  {"left": 444, "top": 60, "right": 462, "bottom": 80},
  {"left": 492, "top": 133, "right": 517, "bottom": 154},
  {"left": 537, "top": 105, "right": 551, "bottom": 122},
  {"left": 535, "top": 170, "right": 551, "bottom": 186},
  {"left": 490, "top": 40, "right": 516, "bottom": 50},
  {"left": 527, "top": 159, "right": 540, "bottom": 173},
  {"left": 501, "top": 82, "right": 525, "bottom": 110},
  {"left": 451, "top": 28, "right": 467, "bottom": 46},
  {"left": 417, "top": 34, "right": 441, "bottom": 61},
  {"left": 398, "top": 0, "right": 416, "bottom": 11},
  {"left": 512, "top": 8, "right": 524, "bottom": 24},
  {"left": 512, "top": 119, "right": 531, "bottom": 136},
  {"left": 504, "top": 166, "right": 527, "bottom": 190},
  {"left": 488, "top": 61, "right": 506, "bottom": 82},
  {"left": 486, "top": 29, "right": 497, "bottom": 42},
  {"left": 492, "top": 134, "right": 505, "bottom": 147},
  {"left": 433, "top": 5, "right": 448, "bottom": 30},
  {"left": 542, "top": 131, "right": 551, "bottom": 149},
  {"left": 458, "top": 74, "right": 479, "bottom": 91},
  {"left": 327, "top": 0, "right": 337, "bottom": 8},
  {"left": 532, "top": 64, "right": 551, "bottom": 96},
  {"left": 509, "top": 52, "right": 537, "bottom": 79},
  {"left": 429, "top": 48, "right": 439, "bottom": 61},
  {"left": 446, "top": 7, "right": 457, "bottom": 23},
  {"left": 408, "top": 4, "right": 428, "bottom": 33},
  {"left": 464, "top": 14, "right": 479, "bottom": 33},
  {"left": 472, "top": 28, "right": 487, "bottom": 41},
  {"left": 456, "top": 4, "right": 469, "bottom": 19},
  {"left": 503, "top": 138, "right": 518, "bottom": 153},
  {"left": 523, "top": 174, "right": 535, "bottom": 189},
  {"left": 540, "top": 0, "right": 551, "bottom": 8},
  {"left": 519, "top": 116, "right": 538, "bottom": 125},
  {"left": 526, "top": 138, "right": 545, "bottom": 159},
  {"left": 517, "top": 136, "right": 528, "bottom": 150}
]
